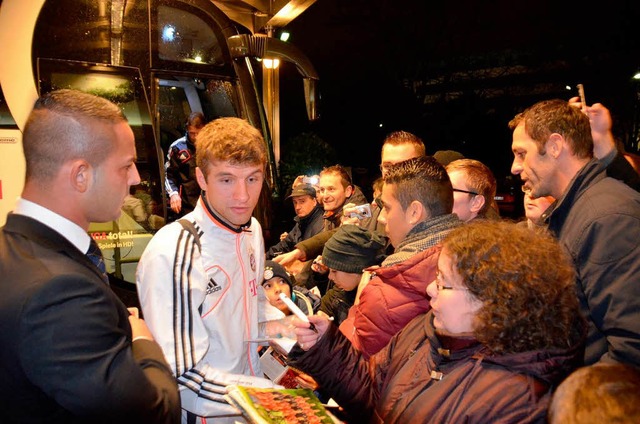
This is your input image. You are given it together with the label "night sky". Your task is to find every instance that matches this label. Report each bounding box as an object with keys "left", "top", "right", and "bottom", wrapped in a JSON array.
[{"left": 276, "top": 0, "right": 640, "bottom": 187}]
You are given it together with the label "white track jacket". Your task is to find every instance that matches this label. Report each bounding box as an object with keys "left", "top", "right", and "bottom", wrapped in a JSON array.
[{"left": 136, "top": 197, "right": 274, "bottom": 421}]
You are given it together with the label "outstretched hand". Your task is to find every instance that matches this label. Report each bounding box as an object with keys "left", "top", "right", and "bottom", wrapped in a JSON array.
[
  {"left": 169, "top": 193, "right": 182, "bottom": 213},
  {"left": 273, "top": 249, "right": 305, "bottom": 267}
]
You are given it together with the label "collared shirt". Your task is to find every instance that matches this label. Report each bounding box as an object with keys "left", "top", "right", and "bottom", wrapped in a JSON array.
[{"left": 13, "top": 197, "right": 90, "bottom": 254}]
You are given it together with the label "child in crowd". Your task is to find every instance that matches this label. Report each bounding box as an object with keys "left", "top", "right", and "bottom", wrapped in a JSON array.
[
  {"left": 260, "top": 261, "right": 322, "bottom": 393},
  {"left": 316, "top": 225, "right": 386, "bottom": 325},
  {"left": 262, "top": 260, "right": 320, "bottom": 318}
]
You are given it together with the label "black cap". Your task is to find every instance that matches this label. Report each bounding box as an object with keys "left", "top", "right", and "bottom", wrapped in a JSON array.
[
  {"left": 322, "top": 226, "right": 385, "bottom": 273},
  {"left": 263, "top": 260, "right": 295, "bottom": 290}
]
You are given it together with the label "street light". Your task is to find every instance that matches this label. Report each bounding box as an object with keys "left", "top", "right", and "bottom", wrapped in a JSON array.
[{"left": 263, "top": 58, "right": 280, "bottom": 69}]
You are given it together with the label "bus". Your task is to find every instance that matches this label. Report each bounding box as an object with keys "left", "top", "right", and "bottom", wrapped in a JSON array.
[{"left": 0, "top": 0, "right": 318, "bottom": 288}]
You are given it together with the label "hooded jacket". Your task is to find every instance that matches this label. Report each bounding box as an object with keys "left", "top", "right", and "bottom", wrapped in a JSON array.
[
  {"left": 289, "top": 312, "right": 583, "bottom": 424},
  {"left": 164, "top": 135, "right": 200, "bottom": 213}
]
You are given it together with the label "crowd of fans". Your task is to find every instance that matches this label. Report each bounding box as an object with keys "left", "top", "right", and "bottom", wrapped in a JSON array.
[{"left": 3, "top": 89, "right": 640, "bottom": 423}]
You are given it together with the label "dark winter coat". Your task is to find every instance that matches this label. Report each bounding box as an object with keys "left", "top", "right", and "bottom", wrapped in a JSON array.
[
  {"left": 545, "top": 158, "right": 640, "bottom": 365},
  {"left": 318, "top": 283, "right": 357, "bottom": 326},
  {"left": 289, "top": 312, "right": 583, "bottom": 424},
  {"left": 266, "top": 206, "right": 324, "bottom": 259}
]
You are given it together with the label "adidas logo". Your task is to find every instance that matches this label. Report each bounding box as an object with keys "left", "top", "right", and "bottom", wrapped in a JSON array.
[{"left": 206, "top": 278, "right": 222, "bottom": 294}]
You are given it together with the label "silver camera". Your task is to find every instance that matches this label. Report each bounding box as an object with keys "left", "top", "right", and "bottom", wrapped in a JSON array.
[{"left": 348, "top": 204, "right": 372, "bottom": 219}]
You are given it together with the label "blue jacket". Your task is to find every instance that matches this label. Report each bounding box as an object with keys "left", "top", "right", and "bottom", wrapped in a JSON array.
[{"left": 547, "top": 159, "right": 640, "bottom": 366}]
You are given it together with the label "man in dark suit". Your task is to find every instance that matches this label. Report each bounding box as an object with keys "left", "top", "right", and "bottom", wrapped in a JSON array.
[{"left": 0, "top": 89, "right": 180, "bottom": 423}]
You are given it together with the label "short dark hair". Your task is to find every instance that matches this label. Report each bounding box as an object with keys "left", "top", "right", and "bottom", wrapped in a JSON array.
[
  {"left": 187, "top": 111, "right": 205, "bottom": 128},
  {"left": 23, "top": 89, "right": 127, "bottom": 181},
  {"left": 508, "top": 99, "right": 593, "bottom": 159},
  {"left": 320, "top": 165, "right": 353, "bottom": 190},
  {"left": 383, "top": 156, "right": 452, "bottom": 216},
  {"left": 381, "top": 131, "right": 426, "bottom": 157}
]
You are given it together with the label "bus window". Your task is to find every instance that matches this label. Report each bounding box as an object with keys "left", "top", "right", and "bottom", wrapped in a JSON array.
[
  {"left": 157, "top": 3, "right": 224, "bottom": 66},
  {"left": 37, "top": 58, "right": 164, "bottom": 284},
  {"left": 33, "top": 0, "right": 150, "bottom": 70}
]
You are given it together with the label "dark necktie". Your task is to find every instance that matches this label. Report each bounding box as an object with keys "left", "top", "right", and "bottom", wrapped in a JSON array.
[{"left": 86, "top": 239, "right": 108, "bottom": 283}]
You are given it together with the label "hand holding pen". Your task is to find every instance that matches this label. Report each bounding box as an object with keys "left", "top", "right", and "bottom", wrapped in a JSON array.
[
  {"left": 279, "top": 293, "right": 331, "bottom": 350},
  {"left": 279, "top": 293, "right": 318, "bottom": 333}
]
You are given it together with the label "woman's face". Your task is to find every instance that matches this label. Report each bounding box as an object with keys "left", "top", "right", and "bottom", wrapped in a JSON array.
[{"left": 426, "top": 249, "right": 483, "bottom": 334}]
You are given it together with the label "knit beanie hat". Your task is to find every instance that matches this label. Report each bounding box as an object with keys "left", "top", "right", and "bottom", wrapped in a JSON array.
[
  {"left": 322, "top": 225, "right": 386, "bottom": 273},
  {"left": 263, "top": 260, "right": 295, "bottom": 292}
]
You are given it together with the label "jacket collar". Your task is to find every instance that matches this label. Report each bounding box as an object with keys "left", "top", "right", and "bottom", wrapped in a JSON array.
[
  {"left": 546, "top": 159, "right": 605, "bottom": 231},
  {"left": 295, "top": 205, "right": 323, "bottom": 225},
  {"left": 200, "top": 193, "right": 252, "bottom": 234},
  {"left": 3, "top": 213, "right": 106, "bottom": 283}
]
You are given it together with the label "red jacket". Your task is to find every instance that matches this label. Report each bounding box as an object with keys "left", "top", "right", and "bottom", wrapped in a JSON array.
[{"left": 339, "top": 245, "right": 440, "bottom": 359}]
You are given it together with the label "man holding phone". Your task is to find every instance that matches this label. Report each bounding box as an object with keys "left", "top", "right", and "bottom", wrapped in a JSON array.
[{"left": 273, "top": 131, "right": 426, "bottom": 271}]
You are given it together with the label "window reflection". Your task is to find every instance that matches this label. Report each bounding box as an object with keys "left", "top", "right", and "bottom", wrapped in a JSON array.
[{"left": 157, "top": 5, "right": 223, "bottom": 65}]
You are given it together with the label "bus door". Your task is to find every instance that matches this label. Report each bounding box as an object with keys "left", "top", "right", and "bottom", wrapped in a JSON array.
[{"left": 0, "top": 86, "right": 24, "bottom": 223}]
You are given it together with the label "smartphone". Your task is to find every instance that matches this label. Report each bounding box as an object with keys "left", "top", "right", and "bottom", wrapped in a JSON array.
[{"left": 577, "top": 84, "right": 587, "bottom": 113}]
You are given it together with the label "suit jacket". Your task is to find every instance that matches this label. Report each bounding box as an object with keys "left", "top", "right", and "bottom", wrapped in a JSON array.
[{"left": 0, "top": 214, "right": 180, "bottom": 423}]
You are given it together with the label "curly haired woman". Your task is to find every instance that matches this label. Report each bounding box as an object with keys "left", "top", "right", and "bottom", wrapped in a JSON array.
[{"left": 287, "top": 220, "right": 585, "bottom": 423}]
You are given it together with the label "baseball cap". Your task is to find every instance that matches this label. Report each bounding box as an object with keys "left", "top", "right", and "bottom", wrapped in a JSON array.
[{"left": 286, "top": 183, "right": 316, "bottom": 199}]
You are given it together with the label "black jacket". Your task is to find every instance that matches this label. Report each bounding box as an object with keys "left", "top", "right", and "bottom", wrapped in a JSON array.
[
  {"left": 546, "top": 159, "right": 640, "bottom": 365},
  {"left": 266, "top": 206, "right": 324, "bottom": 259},
  {"left": 0, "top": 214, "right": 180, "bottom": 423}
]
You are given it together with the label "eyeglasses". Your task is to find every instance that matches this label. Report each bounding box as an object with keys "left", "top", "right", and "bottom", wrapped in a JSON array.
[
  {"left": 452, "top": 188, "right": 479, "bottom": 196},
  {"left": 434, "top": 270, "right": 469, "bottom": 291},
  {"left": 435, "top": 283, "right": 469, "bottom": 291}
]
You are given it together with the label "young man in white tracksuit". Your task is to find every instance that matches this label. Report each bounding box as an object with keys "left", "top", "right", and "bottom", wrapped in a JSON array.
[{"left": 137, "top": 117, "right": 278, "bottom": 423}]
